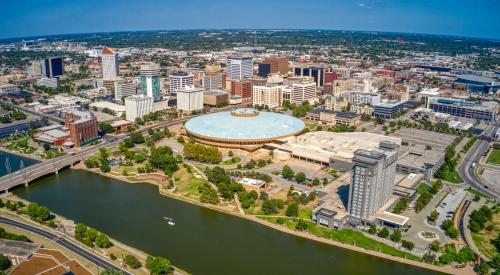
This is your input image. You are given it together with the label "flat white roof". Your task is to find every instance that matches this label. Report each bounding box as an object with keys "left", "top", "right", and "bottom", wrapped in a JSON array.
[
  {"left": 89, "top": 101, "right": 126, "bottom": 112},
  {"left": 376, "top": 211, "right": 409, "bottom": 226}
]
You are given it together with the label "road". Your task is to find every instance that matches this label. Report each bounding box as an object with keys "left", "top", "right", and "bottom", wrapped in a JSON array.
[
  {"left": 458, "top": 123, "right": 500, "bottom": 200},
  {"left": 0, "top": 216, "right": 131, "bottom": 274}
]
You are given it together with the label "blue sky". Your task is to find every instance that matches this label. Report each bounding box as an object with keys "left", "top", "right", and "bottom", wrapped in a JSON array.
[{"left": 1, "top": 0, "right": 499, "bottom": 40}]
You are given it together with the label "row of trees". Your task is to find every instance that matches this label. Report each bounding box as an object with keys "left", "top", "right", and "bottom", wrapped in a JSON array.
[
  {"left": 367, "top": 225, "right": 414, "bottom": 250},
  {"left": 75, "top": 223, "right": 112, "bottom": 248},
  {"left": 26, "top": 202, "right": 51, "bottom": 221},
  {"left": 435, "top": 136, "right": 463, "bottom": 180},
  {"left": 183, "top": 142, "right": 222, "bottom": 164},
  {"left": 414, "top": 180, "right": 443, "bottom": 212},
  {"left": 441, "top": 219, "right": 459, "bottom": 239},
  {"left": 281, "top": 165, "right": 307, "bottom": 184}
]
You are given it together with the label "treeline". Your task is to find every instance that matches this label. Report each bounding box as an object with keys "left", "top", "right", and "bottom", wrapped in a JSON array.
[
  {"left": 435, "top": 136, "right": 463, "bottom": 180},
  {"left": 0, "top": 227, "right": 31, "bottom": 243},
  {"left": 183, "top": 142, "right": 222, "bottom": 164}
]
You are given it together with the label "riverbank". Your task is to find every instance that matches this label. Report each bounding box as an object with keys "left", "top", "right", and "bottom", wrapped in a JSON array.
[
  {"left": 74, "top": 165, "right": 463, "bottom": 275},
  {"left": 0, "top": 195, "right": 190, "bottom": 275},
  {"left": 0, "top": 146, "right": 42, "bottom": 161}
]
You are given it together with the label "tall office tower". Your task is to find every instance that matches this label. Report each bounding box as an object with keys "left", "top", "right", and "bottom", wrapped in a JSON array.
[
  {"left": 64, "top": 111, "right": 98, "bottom": 147},
  {"left": 348, "top": 141, "right": 399, "bottom": 222},
  {"left": 114, "top": 81, "right": 136, "bottom": 101},
  {"left": 202, "top": 73, "right": 222, "bottom": 91},
  {"left": 140, "top": 63, "right": 161, "bottom": 102},
  {"left": 293, "top": 65, "right": 326, "bottom": 87},
  {"left": 227, "top": 56, "right": 253, "bottom": 80},
  {"left": 176, "top": 86, "right": 204, "bottom": 113},
  {"left": 291, "top": 81, "right": 317, "bottom": 104},
  {"left": 169, "top": 71, "right": 194, "bottom": 94},
  {"left": 28, "top": 61, "right": 44, "bottom": 77},
  {"left": 264, "top": 57, "right": 288, "bottom": 75},
  {"left": 258, "top": 63, "right": 271, "bottom": 78},
  {"left": 43, "top": 57, "right": 64, "bottom": 78},
  {"left": 101, "top": 47, "right": 120, "bottom": 80},
  {"left": 125, "top": 95, "right": 154, "bottom": 121},
  {"left": 252, "top": 85, "right": 283, "bottom": 108}
]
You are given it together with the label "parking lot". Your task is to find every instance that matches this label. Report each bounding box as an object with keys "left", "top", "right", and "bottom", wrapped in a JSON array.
[{"left": 435, "top": 188, "right": 467, "bottom": 227}]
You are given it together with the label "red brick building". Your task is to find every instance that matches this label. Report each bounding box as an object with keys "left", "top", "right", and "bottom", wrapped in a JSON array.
[
  {"left": 64, "top": 111, "right": 98, "bottom": 147},
  {"left": 230, "top": 80, "right": 252, "bottom": 105}
]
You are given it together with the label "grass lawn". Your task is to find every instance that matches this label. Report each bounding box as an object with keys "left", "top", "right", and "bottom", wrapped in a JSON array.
[
  {"left": 466, "top": 187, "right": 490, "bottom": 199},
  {"left": 471, "top": 211, "right": 500, "bottom": 260},
  {"left": 487, "top": 149, "right": 500, "bottom": 165},
  {"left": 442, "top": 169, "right": 464, "bottom": 184},
  {"left": 223, "top": 157, "right": 241, "bottom": 165},
  {"left": 172, "top": 167, "right": 207, "bottom": 198},
  {"left": 259, "top": 216, "right": 420, "bottom": 261},
  {"left": 416, "top": 182, "right": 430, "bottom": 194}
]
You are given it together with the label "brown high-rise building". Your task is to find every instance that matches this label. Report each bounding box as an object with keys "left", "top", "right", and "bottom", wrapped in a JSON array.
[
  {"left": 64, "top": 111, "right": 98, "bottom": 147},
  {"left": 230, "top": 80, "right": 253, "bottom": 105},
  {"left": 264, "top": 57, "right": 288, "bottom": 75}
]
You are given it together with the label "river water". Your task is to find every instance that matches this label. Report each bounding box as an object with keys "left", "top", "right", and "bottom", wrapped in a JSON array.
[{"left": 7, "top": 156, "right": 438, "bottom": 275}]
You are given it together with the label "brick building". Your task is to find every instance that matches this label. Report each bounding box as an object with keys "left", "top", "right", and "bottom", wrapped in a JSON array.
[{"left": 64, "top": 111, "right": 98, "bottom": 147}]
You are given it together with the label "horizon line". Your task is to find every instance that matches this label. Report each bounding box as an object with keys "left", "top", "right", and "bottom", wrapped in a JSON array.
[{"left": 1, "top": 28, "right": 499, "bottom": 43}]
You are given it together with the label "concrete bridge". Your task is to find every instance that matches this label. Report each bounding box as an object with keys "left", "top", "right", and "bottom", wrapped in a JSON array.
[{"left": 0, "top": 140, "right": 118, "bottom": 193}]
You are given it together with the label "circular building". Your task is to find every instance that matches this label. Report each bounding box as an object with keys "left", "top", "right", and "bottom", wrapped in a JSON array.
[{"left": 185, "top": 108, "right": 305, "bottom": 150}]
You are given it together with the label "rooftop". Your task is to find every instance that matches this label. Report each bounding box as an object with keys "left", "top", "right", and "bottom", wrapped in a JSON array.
[{"left": 185, "top": 109, "right": 304, "bottom": 141}]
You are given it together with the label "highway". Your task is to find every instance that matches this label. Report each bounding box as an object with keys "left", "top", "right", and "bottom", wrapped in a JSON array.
[
  {"left": 0, "top": 216, "right": 131, "bottom": 274},
  {"left": 458, "top": 123, "right": 500, "bottom": 200}
]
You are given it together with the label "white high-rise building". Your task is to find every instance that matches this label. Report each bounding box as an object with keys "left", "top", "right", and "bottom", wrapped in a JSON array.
[
  {"left": 176, "top": 86, "right": 204, "bottom": 113},
  {"left": 252, "top": 85, "right": 283, "bottom": 108},
  {"left": 227, "top": 56, "right": 253, "bottom": 80},
  {"left": 291, "top": 81, "right": 316, "bottom": 104},
  {"left": 348, "top": 141, "right": 399, "bottom": 223},
  {"left": 124, "top": 95, "right": 153, "bottom": 121},
  {"left": 101, "top": 47, "right": 119, "bottom": 80},
  {"left": 114, "top": 81, "right": 136, "bottom": 101},
  {"left": 169, "top": 71, "right": 194, "bottom": 94}
]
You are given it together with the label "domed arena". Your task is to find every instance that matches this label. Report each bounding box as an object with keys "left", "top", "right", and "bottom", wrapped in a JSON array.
[{"left": 184, "top": 108, "right": 305, "bottom": 150}]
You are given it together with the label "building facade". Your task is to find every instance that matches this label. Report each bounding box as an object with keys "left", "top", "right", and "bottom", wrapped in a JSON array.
[
  {"left": 101, "top": 47, "right": 120, "bottom": 80},
  {"left": 264, "top": 56, "right": 288, "bottom": 75},
  {"left": 64, "top": 111, "right": 98, "bottom": 147},
  {"left": 176, "top": 86, "right": 204, "bottom": 113},
  {"left": 291, "top": 81, "right": 316, "bottom": 104},
  {"left": 348, "top": 141, "right": 398, "bottom": 223},
  {"left": 114, "top": 81, "right": 136, "bottom": 101},
  {"left": 227, "top": 56, "right": 253, "bottom": 80},
  {"left": 169, "top": 71, "right": 194, "bottom": 93},
  {"left": 140, "top": 64, "right": 161, "bottom": 102},
  {"left": 124, "top": 95, "right": 153, "bottom": 121},
  {"left": 252, "top": 85, "right": 283, "bottom": 108}
]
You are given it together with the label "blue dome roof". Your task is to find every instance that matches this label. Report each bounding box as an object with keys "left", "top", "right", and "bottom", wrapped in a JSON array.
[{"left": 185, "top": 110, "right": 305, "bottom": 141}]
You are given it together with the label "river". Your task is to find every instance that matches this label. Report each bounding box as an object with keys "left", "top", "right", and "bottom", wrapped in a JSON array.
[{"left": 9, "top": 165, "right": 442, "bottom": 275}]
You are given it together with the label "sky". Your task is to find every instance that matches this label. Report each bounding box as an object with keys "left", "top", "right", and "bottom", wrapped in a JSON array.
[{"left": 1, "top": 0, "right": 499, "bottom": 40}]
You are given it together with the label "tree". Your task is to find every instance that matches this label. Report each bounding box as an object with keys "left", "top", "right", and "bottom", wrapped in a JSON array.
[
  {"left": 130, "top": 132, "right": 145, "bottom": 144},
  {"left": 133, "top": 153, "right": 146, "bottom": 163},
  {"left": 402, "top": 240, "right": 415, "bottom": 251},
  {"left": 428, "top": 210, "right": 439, "bottom": 223},
  {"left": 124, "top": 255, "right": 142, "bottom": 269},
  {"left": 312, "top": 178, "right": 320, "bottom": 186},
  {"left": 176, "top": 136, "right": 185, "bottom": 144},
  {"left": 146, "top": 256, "right": 172, "bottom": 275},
  {"left": 295, "top": 219, "right": 308, "bottom": 231},
  {"left": 0, "top": 254, "right": 11, "bottom": 271},
  {"left": 198, "top": 183, "right": 219, "bottom": 204},
  {"left": 368, "top": 224, "right": 377, "bottom": 235},
  {"left": 286, "top": 202, "right": 299, "bottom": 217},
  {"left": 429, "top": 240, "right": 440, "bottom": 252},
  {"left": 294, "top": 172, "right": 306, "bottom": 183},
  {"left": 75, "top": 223, "right": 88, "bottom": 241},
  {"left": 42, "top": 143, "right": 51, "bottom": 151},
  {"left": 99, "top": 122, "right": 114, "bottom": 134},
  {"left": 378, "top": 228, "right": 389, "bottom": 238},
  {"left": 95, "top": 233, "right": 112, "bottom": 248},
  {"left": 281, "top": 165, "right": 294, "bottom": 180},
  {"left": 36, "top": 206, "right": 51, "bottom": 221},
  {"left": 390, "top": 229, "right": 402, "bottom": 243}
]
